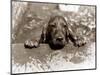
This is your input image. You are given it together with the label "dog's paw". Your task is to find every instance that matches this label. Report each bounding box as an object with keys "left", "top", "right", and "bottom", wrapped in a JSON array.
[
  {"left": 24, "top": 39, "right": 39, "bottom": 48},
  {"left": 74, "top": 36, "right": 87, "bottom": 47}
]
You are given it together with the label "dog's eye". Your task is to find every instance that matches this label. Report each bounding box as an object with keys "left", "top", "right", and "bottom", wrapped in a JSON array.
[
  {"left": 50, "top": 24, "right": 56, "bottom": 27},
  {"left": 61, "top": 23, "right": 67, "bottom": 28},
  {"left": 63, "top": 25, "right": 67, "bottom": 27}
]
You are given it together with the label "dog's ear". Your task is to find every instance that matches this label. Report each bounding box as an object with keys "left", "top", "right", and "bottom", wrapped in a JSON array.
[
  {"left": 64, "top": 17, "right": 76, "bottom": 42},
  {"left": 41, "top": 16, "right": 53, "bottom": 43},
  {"left": 63, "top": 16, "right": 70, "bottom": 36},
  {"left": 41, "top": 23, "right": 48, "bottom": 43}
]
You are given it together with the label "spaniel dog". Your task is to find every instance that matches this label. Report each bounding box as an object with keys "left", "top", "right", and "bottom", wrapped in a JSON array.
[{"left": 24, "top": 15, "right": 86, "bottom": 49}]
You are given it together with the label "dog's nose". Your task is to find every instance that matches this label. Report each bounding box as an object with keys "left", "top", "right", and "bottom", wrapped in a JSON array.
[{"left": 56, "top": 37, "right": 63, "bottom": 41}]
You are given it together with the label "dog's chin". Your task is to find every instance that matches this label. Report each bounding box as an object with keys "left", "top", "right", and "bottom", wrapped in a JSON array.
[{"left": 49, "top": 40, "right": 65, "bottom": 50}]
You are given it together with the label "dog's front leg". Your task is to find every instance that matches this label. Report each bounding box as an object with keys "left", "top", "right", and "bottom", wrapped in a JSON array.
[
  {"left": 24, "top": 24, "right": 48, "bottom": 48},
  {"left": 24, "top": 37, "right": 41, "bottom": 49},
  {"left": 69, "top": 30, "right": 87, "bottom": 47}
]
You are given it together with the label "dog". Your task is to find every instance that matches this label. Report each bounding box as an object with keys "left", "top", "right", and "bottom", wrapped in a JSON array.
[{"left": 24, "top": 15, "right": 86, "bottom": 49}]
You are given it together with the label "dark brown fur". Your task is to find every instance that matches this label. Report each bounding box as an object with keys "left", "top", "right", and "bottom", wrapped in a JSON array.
[{"left": 24, "top": 15, "right": 86, "bottom": 49}]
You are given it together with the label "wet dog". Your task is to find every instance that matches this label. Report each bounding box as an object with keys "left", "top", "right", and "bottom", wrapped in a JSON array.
[{"left": 24, "top": 15, "right": 86, "bottom": 49}]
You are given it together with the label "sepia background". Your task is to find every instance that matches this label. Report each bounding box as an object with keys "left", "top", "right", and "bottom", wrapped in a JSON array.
[{"left": 12, "top": 1, "right": 96, "bottom": 74}]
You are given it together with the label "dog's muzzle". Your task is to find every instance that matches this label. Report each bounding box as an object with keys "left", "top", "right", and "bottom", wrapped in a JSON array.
[{"left": 49, "top": 36, "right": 66, "bottom": 49}]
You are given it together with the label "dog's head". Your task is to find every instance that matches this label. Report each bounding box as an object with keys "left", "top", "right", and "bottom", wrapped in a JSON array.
[{"left": 44, "top": 16, "right": 69, "bottom": 49}]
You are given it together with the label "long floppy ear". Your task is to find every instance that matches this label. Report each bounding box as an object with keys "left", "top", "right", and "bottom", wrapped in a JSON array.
[
  {"left": 64, "top": 17, "right": 77, "bottom": 43},
  {"left": 40, "top": 16, "right": 54, "bottom": 43},
  {"left": 63, "top": 16, "right": 70, "bottom": 36},
  {"left": 40, "top": 23, "right": 48, "bottom": 43}
]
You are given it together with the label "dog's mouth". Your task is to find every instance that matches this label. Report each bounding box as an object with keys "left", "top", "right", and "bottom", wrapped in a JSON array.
[{"left": 49, "top": 39, "right": 65, "bottom": 50}]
